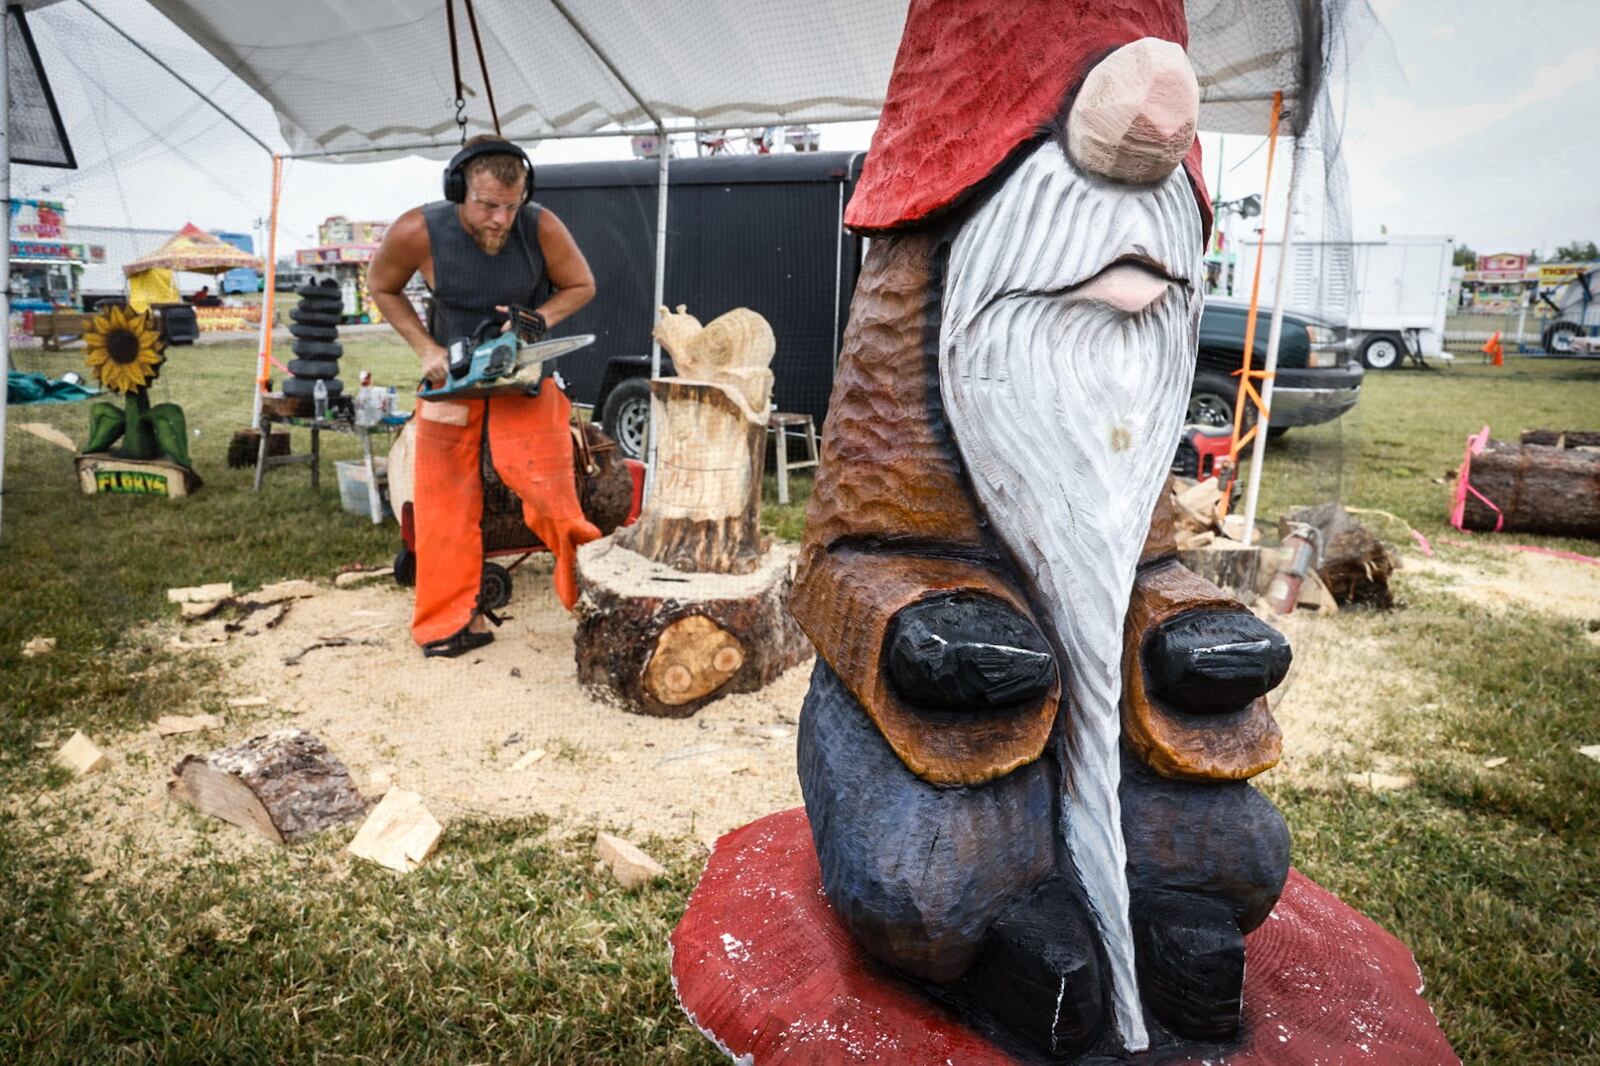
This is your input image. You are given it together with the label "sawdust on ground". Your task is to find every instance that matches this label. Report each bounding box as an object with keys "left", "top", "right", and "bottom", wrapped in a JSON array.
[
  {"left": 1405, "top": 549, "right": 1600, "bottom": 625},
  {"left": 12, "top": 558, "right": 812, "bottom": 881},
  {"left": 46, "top": 538, "right": 1594, "bottom": 878}
]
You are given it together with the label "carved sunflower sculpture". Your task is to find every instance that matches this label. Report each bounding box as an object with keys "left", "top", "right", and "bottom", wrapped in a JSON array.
[
  {"left": 82, "top": 304, "right": 194, "bottom": 469},
  {"left": 85, "top": 304, "right": 165, "bottom": 394}
]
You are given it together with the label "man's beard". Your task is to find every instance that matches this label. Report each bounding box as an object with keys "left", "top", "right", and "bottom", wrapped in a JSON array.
[
  {"left": 468, "top": 222, "right": 510, "bottom": 255},
  {"left": 940, "top": 139, "right": 1203, "bottom": 1052}
]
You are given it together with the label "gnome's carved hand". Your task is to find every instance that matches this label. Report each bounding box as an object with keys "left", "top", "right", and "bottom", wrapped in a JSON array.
[
  {"left": 1142, "top": 610, "right": 1291, "bottom": 714},
  {"left": 886, "top": 594, "right": 1056, "bottom": 710}
]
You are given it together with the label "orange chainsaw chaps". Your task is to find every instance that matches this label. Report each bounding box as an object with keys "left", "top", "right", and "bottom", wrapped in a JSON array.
[{"left": 410, "top": 389, "right": 600, "bottom": 647}]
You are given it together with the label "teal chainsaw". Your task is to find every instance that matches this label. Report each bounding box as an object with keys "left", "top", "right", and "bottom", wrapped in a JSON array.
[{"left": 418, "top": 306, "right": 595, "bottom": 401}]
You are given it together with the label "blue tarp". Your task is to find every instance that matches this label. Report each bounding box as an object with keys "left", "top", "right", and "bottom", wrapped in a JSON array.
[{"left": 7, "top": 371, "right": 99, "bottom": 405}]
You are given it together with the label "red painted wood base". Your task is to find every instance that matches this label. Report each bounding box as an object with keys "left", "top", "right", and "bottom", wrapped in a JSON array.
[{"left": 671, "top": 808, "right": 1458, "bottom": 1064}]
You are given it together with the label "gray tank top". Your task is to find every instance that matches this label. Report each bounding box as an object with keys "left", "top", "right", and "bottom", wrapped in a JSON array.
[{"left": 422, "top": 199, "right": 549, "bottom": 344}]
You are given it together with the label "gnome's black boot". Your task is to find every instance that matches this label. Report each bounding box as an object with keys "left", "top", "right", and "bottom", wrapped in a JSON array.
[
  {"left": 953, "top": 875, "right": 1108, "bottom": 1061},
  {"left": 1132, "top": 890, "right": 1245, "bottom": 1042}
]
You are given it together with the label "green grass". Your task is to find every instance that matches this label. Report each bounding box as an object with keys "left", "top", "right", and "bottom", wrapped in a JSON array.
[{"left": 3, "top": 343, "right": 1598, "bottom": 1062}]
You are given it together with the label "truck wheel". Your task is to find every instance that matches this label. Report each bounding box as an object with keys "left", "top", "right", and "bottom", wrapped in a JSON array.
[
  {"left": 601, "top": 377, "right": 652, "bottom": 461},
  {"left": 1360, "top": 334, "right": 1404, "bottom": 370},
  {"left": 1186, "top": 372, "right": 1250, "bottom": 431},
  {"left": 1542, "top": 320, "right": 1582, "bottom": 355}
]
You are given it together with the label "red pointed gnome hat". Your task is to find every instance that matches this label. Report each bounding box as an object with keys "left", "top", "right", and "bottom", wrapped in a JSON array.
[{"left": 847, "top": 0, "right": 1212, "bottom": 240}]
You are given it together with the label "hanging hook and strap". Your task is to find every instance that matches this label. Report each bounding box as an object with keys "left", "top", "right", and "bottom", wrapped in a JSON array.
[{"left": 444, "top": 0, "right": 502, "bottom": 144}]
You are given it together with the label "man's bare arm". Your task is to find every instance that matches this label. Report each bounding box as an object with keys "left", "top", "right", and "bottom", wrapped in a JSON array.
[
  {"left": 534, "top": 209, "right": 596, "bottom": 327},
  {"left": 367, "top": 209, "right": 449, "bottom": 384}
]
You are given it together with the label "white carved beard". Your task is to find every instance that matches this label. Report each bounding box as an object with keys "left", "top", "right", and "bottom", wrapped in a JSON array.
[{"left": 940, "top": 139, "right": 1203, "bottom": 1053}]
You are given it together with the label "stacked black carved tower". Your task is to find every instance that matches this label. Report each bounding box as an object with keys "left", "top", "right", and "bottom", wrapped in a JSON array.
[{"left": 282, "top": 277, "right": 345, "bottom": 404}]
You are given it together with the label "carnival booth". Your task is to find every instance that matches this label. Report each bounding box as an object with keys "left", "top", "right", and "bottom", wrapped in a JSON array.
[{"left": 123, "top": 223, "right": 265, "bottom": 341}]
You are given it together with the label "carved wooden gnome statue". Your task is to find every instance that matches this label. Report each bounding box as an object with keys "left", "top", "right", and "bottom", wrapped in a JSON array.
[{"left": 790, "top": 0, "right": 1293, "bottom": 1059}]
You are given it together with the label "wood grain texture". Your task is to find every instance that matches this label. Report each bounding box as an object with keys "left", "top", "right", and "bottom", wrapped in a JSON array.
[
  {"left": 1459, "top": 440, "right": 1600, "bottom": 538},
  {"left": 613, "top": 380, "right": 768, "bottom": 574},
  {"left": 1121, "top": 561, "right": 1283, "bottom": 780},
  {"left": 574, "top": 539, "right": 810, "bottom": 718},
  {"left": 169, "top": 729, "right": 366, "bottom": 844},
  {"left": 671, "top": 808, "right": 1460, "bottom": 1065},
  {"left": 791, "top": 233, "right": 1059, "bottom": 787}
]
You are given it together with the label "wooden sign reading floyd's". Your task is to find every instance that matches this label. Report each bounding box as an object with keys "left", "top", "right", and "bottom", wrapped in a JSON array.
[{"left": 789, "top": 1, "right": 1291, "bottom": 1059}]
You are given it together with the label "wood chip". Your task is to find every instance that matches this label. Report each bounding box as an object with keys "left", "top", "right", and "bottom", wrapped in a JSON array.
[
  {"left": 167, "top": 583, "right": 234, "bottom": 604},
  {"left": 595, "top": 832, "right": 666, "bottom": 889},
  {"left": 55, "top": 731, "right": 108, "bottom": 775},
  {"left": 1176, "top": 530, "right": 1215, "bottom": 550},
  {"left": 1482, "top": 756, "right": 1509, "bottom": 769},
  {"left": 1344, "top": 771, "right": 1414, "bottom": 792},
  {"left": 18, "top": 422, "right": 77, "bottom": 451},
  {"left": 347, "top": 788, "right": 442, "bottom": 873},
  {"left": 227, "top": 697, "right": 270, "bottom": 708},
  {"left": 333, "top": 568, "right": 394, "bottom": 589},
  {"left": 238, "top": 579, "right": 319, "bottom": 606},
  {"left": 152, "top": 714, "right": 224, "bottom": 737},
  {"left": 368, "top": 765, "right": 399, "bottom": 795},
  {"left": 1578, "top": 745, "right": 1600, "bottom": 763},
  {"left": 180, "top": 600, "right": 227, "bottom": 620},
  {"left": 21, "top": 636, "right": 56, "bottom": 658},
  {"left": 510, "top": 748, "right": 547, "bottom": 771}
]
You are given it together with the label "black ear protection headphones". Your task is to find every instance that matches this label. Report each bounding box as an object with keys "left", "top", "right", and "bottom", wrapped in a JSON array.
[{"left": 442, "top": 140, "right": 535, "bottom": 205}]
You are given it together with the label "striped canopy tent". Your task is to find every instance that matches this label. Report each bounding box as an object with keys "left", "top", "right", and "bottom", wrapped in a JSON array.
[{"left": 122, "top": 222, "right": 263, "bottom": 275}]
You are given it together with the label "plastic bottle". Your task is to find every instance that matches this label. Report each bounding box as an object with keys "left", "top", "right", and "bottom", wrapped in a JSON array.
[{"left": 313, "top": 378, "right": 328, "bottom": 421}]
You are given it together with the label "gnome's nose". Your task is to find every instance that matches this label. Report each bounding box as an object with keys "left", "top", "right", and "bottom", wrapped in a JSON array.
[{"left": 1067, "top": 37, "right": 1200, "bottom": 185}]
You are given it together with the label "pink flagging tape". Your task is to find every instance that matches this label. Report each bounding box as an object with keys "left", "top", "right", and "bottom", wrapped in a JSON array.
[
  {"left": 1410, "top": 529, "right": 1434, "bottom": 557},
  {"left": 1441, "top": 538, "right": 1600, "bottom": 566},
  {"left": 1451, "top": 425, "right": 1503, "bottom": 533}
]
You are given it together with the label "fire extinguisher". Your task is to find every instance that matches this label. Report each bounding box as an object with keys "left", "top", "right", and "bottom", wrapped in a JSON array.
[{"left": 1266, "top": 522, "right": 1324, "bottom": 614}]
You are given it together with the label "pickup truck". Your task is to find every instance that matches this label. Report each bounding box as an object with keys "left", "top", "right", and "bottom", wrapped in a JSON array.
[{"left": 1191, "top": 297, "right": 1363, "bottom": 437}]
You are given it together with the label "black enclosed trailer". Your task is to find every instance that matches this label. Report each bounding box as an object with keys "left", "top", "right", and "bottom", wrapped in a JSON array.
[{"left": 535, "top": 151, "right": 867, "bottom": 458}]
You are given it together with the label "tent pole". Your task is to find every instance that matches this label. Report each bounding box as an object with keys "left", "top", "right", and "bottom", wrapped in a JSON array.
[
  {"left": 0, "top": 7, "right": 11, "bottom": 537},
  {"left": 644, "top": 134, "right": 668, "bottom": 499},
  {"left": 251, "top": 154, "right": 283, "bottom": 429},
  {"left": 1239, "top": 140, "right": 1305, "bottom": 547}
]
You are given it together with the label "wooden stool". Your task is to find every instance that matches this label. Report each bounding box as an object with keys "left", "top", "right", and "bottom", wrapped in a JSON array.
[{"left": 766, "top": 411, "right": 819, "bottom": 505}]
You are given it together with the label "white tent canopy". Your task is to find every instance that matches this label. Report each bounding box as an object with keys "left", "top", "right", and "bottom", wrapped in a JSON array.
[{"left": 142, "top": 0, "right": 1345, "bottom": 158}]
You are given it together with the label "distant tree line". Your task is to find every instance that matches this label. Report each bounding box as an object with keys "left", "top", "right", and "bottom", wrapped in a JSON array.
[{"left": 1452, "top": 241, "right": 1598, "bottom": 269}]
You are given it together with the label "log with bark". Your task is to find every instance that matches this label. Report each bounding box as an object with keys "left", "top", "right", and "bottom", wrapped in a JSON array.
[
  {"left": 1280, "top": 503, "right": 1398, "bottom": 608},
  {"left": 169, "top": 729, "right": 366, "bottom": 843},
  {"left": 574, "top": 538, "right": 811, "bottom": 717},
  {"left": 1520, "top": 429, "right": 1600, "bottom": 449},
  {"left": 1461, "top": 440, "right": 1600, "bottom": 539}
]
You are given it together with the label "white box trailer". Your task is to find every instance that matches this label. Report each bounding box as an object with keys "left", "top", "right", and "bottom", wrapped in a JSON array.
[{"left": 1235, "top": 235, "right": 1455, "bottom": 370}]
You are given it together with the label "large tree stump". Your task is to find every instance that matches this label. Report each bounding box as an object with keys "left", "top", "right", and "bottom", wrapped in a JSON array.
[
  {"left": 574, "top": 538, "right": 811, "bottom": 717},
  {"left": 1459, "top": 440, "right": 1600, "bottom": 539},
  {"left": 169, "top": 729, "right": 367, "bottom": 843},
  {"left": 1281, "top": 502, "right": 1399, "bottom": 609},
  {"left": 612, "top": 306, "right": 774, "bottom": 576}
]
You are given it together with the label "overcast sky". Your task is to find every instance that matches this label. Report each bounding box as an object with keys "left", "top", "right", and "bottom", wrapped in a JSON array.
[{"left": 11, "top": 0, "right": 1599, "bottom": 263}]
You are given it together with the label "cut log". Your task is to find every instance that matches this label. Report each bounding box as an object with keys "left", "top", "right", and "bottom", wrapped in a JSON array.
[
  {"left": 169, "top": 729, "right": 366, "bottom": 844},
  {"left": 574, "top": 537, "right": 812, "bottom": 718},
  {"left": 346, "top": 788, "right": 442, "bottom": 873},
  {"left": 1177, "top": 540, "right": 1262, "bottom": 599},
  {"left": 1520, "top": 429, "right": 1600, "bottom": 449},
  {"left": 1460, "top": 441, "right": 1600, "bottom": 538},
  {"left": 1281, "top": 502, "right": 1398, "bottom": 608},
  {"left": 612, "top": 379, "right": 769, "bottom": 574}
]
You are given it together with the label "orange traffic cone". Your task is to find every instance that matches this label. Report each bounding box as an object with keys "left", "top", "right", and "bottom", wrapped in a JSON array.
[{"left": 1482, "top": 331, "right": 1504, "bottom": 366}]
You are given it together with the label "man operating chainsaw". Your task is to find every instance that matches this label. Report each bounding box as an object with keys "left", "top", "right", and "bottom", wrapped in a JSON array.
[{"left": 368, "top": 135, "right": 600, "bottom": 658}]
